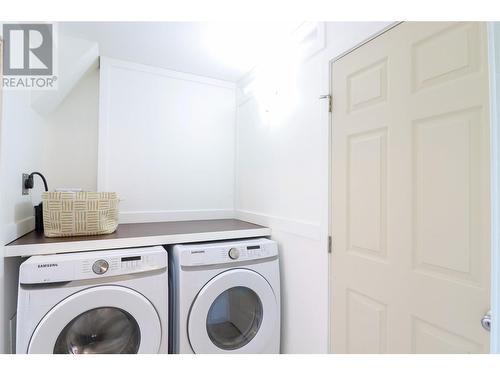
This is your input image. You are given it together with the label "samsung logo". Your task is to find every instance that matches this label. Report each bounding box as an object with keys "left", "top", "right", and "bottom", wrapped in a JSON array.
[
  {"left": 191, "top": 250, "right": 205, "bottom": 254},
  {"left": 37, "top": 263, "right": 58, "bottom": 268}
]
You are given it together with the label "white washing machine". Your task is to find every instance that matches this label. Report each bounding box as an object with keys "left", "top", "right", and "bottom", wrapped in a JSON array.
[
  {"left": 169, "top": 238, "right": 280, "bottom": 354},
  {"left": 16, "top": 246, "right": 168, "bottom": 354}
]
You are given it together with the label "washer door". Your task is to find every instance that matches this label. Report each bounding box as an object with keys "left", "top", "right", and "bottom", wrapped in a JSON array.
[
  {"left": 188, "top": 269, "right": 278, "bottom": 353},
  {"left": 28, "top": 286, "right": 161, "bottom": 354}
]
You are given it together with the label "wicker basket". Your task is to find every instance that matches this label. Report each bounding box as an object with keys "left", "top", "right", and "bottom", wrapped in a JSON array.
[{"left": 42, "top": 192, "right": 119, "bottom": 237}]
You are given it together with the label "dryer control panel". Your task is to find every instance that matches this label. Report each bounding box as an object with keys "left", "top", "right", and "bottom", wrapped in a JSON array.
[
  {"left": 19, "top": 246, "right": 167, "bottom": 284},
  {"left": 176, "top": 238, "right": 278, "bottom": 267}
]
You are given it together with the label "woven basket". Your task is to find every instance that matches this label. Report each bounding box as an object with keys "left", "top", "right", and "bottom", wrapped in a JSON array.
[{"left": 42, "top": 192, "right": 119, "bottom": 237}]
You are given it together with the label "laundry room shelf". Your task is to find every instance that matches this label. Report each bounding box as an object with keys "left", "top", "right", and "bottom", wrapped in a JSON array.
[{"left": 4, "top": 219, "right": 271, "bottom": 257}]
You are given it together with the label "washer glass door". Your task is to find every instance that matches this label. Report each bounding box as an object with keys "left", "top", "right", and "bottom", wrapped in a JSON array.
[
  {"left": 28, "top": 286, "right": 161, "bottom": 354},
  {"left": 188, "top": 269, "right": 278, "bottom": 353},
  {"left": 54, "top": 307, "right": 140, "bottom": 354}
]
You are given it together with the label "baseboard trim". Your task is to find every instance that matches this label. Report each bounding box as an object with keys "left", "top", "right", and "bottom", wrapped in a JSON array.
[
  {"left": 235, "top": 209, "right": 322, "bottom": 240},
  {"left": 119, "top": 209, "right": 235, "bottom": 224},
  {"left": 4, "top": 216, "right": 35, "bottom": 245}
]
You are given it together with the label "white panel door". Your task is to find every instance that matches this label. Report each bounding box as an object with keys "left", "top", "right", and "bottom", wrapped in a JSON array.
[{"left": 331, "top": 22, "right": 491, "bottom": 353}]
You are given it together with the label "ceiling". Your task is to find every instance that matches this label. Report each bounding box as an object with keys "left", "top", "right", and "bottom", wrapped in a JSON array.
[{"left": 59, "top": 22, "right": 298, "bottom": 82}]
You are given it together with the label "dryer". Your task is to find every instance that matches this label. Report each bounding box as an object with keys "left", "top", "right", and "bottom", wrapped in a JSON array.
[
  {"left": 16, "top": 246, "right": 168, "bottom": 354},
  {"left": 169, "top": 238, "right": 280, "bottom": 354}
]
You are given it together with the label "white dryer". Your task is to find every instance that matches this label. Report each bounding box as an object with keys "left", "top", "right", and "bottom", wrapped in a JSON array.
[
  {"left": 169, "top": 238, "right": 280, "bottom": 354},
  {"left": 16, "top": 246, "right": 168, "bottom": 354}
]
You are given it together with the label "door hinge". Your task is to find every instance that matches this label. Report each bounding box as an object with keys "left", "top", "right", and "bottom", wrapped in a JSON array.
[
  {"left": 328, "top": 235, "right": 332, "bottom": 254},
  {"left": 319, "top": 94, "right": 332, "bottom": 113}
]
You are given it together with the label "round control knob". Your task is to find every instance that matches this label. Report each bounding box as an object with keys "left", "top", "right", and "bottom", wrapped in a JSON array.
[
  {"left": 92, "top": 259, "right": 109, "bottom": 275},
  {"left": 228, "top": 248, "right": 240, "bottom": 260}
]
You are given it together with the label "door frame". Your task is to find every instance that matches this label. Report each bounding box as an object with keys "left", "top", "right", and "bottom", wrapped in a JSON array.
[
  {"left": 487, "top": 22, "right": 500, "bottom": 353},
  {"left": 327, "top": 21, "right": 500, "bottom": 353}
]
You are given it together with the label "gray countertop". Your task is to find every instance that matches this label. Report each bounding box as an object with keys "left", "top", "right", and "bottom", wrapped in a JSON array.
[{"left": 4, "top": 219, "right": 271, "bottom": 257}]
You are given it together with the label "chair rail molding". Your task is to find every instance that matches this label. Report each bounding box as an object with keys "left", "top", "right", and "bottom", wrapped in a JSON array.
[{"left": 235, "top": 209, "right": 321, "bottom": 241}]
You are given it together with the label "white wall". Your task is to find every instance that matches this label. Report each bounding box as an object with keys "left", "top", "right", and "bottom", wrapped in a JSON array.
[
  {"left": 31, "top": 35, "right": 99, "bottom": 116},
  {"left": 1, "top": 91, "right": 47, "bottom": 242},
  {"left": 43, "top": 67, "right": 99, "bottom": 191},
  {"left": 0, "top": 89, "right": 47, "bottom": 353},
  {"left": 235, "top": 22, "right": 392, "bottom": 353},
  {"left": 98, "top": 58, "right": 236, "bottom": 223}
]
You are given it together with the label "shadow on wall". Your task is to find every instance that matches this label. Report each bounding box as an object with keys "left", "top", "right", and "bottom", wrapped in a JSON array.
[{"left": 14, "top": 201, "right": 35, "bottom": 224}]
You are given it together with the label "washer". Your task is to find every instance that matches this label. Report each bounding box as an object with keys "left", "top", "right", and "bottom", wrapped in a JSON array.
[
  {"left": 16, "top": 246, "right": 168, "bottom": 354},
  {"left": 169, "top": 238, "right": 280, "bottom": 354}
]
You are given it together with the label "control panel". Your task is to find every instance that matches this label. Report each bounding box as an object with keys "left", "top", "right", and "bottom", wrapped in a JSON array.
[
  {"left": 19, "top": 246, "right": 167, "bottom": 284},
  {"left": 178, "top": 238, "right": 278, "bottom": 267}
]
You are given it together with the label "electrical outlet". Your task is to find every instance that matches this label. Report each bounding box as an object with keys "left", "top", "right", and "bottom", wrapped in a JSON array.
[{"left": 22, "top": 173, "right": 29, "bottom": 195}]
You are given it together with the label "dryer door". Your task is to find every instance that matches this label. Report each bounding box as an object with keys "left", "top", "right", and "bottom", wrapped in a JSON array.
[
  {"left": 28, "top": 286, "right": 161, "bottom": 354},
  {"left": 188, "top": 268, "right": 278, "bottom": 353}
]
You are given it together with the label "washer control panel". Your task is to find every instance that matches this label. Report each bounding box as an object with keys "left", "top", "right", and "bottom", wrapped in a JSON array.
[
  {"left": 19, "top": 246, "right": 167, "bottom": 284},
  {"left": 177, "top": 238, "right": 278, "bottom": 267}
]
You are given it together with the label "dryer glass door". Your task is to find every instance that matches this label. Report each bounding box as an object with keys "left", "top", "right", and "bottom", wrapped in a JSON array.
[
  {"left": 28, "top": 286, "right": 161, "bottom": 354},
  {"left": 188, "top": 269, "right": 278, "bottom": 353},
  {"left": 206, "top": 286, "right": 263, "bottom": 350}
]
